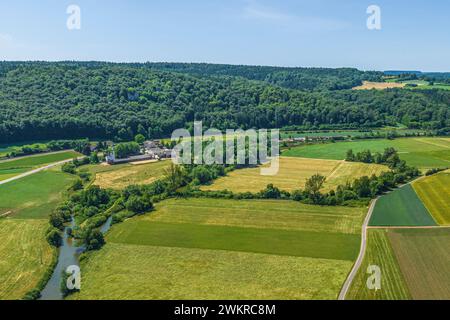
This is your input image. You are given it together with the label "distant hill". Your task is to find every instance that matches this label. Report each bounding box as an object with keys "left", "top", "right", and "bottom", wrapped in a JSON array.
[{"left": 0, "top": 61, "right": 448, "bottom": 143}]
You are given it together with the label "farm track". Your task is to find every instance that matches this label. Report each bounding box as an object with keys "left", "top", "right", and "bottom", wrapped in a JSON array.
[
  {"left": 0, "top": 155, "right": 83, "bottom": 186},
  {"left": 338, "top": 175, "right": 429, "bottom": 300}
]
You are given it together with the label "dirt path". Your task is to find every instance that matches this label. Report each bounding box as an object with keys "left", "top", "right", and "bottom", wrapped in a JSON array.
[
  {"left": 338, "top": 197, "right": 378, "bottom": 300},
  {"left": 0, "top": 158, "right": 80, "bottom": 187}
]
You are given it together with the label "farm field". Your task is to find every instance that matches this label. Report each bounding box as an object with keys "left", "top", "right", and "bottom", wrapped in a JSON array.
[
  {"left": 352, "top": 81, "right": 405, "bottom": 90},
  {"left": 0, "top": 219, "right": 54, "bottom": 300},
  {"left": 71, "top": 243, "right": 352, "bottom": 300},
  {"left": 388, "top": 228, "right": 450, "bottom": 300},
  {"left": 0, "top": 170, "right": 76, "bottom": 219},
  {"left": 148, "top": 198, "right": 366, "bottom": 234},
  {"left": 72, "top": 198, "right": 362, "bottom": 300},
  {"left": 346, "top": 229, "right": 411, "bottom": 300},
  {"left": 202, "top": 157, "right": 387, "bottom": 193},
  {"left": 369, "top": 185, "right": 437, "bottom": 227},
  {"left": 0, "top": 150, "right": 80, "bottom": 182},
  {"left": 88, "top": 160, "right": 171, "bottom": 189},
  {"left": 413, "top": 171, "right": 450, "bottom": 225},
  {"left": 283, "top": 138, "right": 450, "bottom": 170},
  {"left": 281, "top": 129, "right": 425, "bottom": 139}
]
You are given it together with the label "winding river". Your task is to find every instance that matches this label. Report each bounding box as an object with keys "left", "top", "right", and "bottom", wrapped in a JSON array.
[{"left": 39, "top": 216, "right": 112, "bottom": 300}]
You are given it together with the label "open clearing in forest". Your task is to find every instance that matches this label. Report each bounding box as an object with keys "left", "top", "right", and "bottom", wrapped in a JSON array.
[
  {"left": 72, "top": 198, "right": 362, "bottom": 300},
  {"left": 352, "top": 81, "right": 405, "bottom": 90},
  {"left": 202, "top": 157, "right": 387, "bottom": 193},
  {"left": 283, "top": 138, "right": 450, "bottom": 170},
  {"left": 413, "top": 171, "right": 450, "bottom": 225},
  {"left": 88, "top": 160, "right": 171, "bottom": 189}
]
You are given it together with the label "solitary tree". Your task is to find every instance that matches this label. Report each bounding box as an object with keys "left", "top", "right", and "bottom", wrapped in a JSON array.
[{"left": 305, "top": 174, "right": 326, "bottom": 204}]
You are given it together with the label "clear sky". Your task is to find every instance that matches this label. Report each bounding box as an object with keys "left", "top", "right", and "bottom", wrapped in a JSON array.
[{"left": 1, "top": 0, "right": 449, "bottom": 71}]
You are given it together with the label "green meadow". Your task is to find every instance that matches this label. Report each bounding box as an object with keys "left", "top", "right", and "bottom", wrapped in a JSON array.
[
  {"left": 0, "top": 168, "right": 76, "bottom": 299},
  {"left": 0, "top": 150, "right": 80, "bottom": 181},
  {"left": 72, "top": 198, "right": 362, "bottom": 300},
  {"left": 347, "top": 229, "right": 411, "bottom": 300},
  {"left": 0, "top": 170, "right": 76, "bottom": 219},
  {"left": 283, "top": 138, "right": 450, "bottom": 170},
  {"left": 369, "top": 185, "right": 437, "bottom": 227}
]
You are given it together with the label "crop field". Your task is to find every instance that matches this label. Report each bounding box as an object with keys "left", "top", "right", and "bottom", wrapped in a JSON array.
[
  {"left": 0, "top": 170, "right": 76, "bottom": 219},
  {"left": 0, "top": 150, "right": 80, "bottom": 181},
  {"left": 346, "top": 229, "right": 411, "bottom": 300},
  {"left": 283, "top": 138, "right": 450, "bottom": 170},
  {"left": 388, "top": 228, "right": 450, "bottom": 300},
  {"left": 72, "top": 198, "right": 362, "bottom": 300},
  {"left": 352, "top": 81, "right": 405, "bottom": 90},
  {"left": 89, "top": 160, "right": 171, "bottom": 189},
  {"left": 0, "top": 219, "right": 54, "bottom": 300},
  {"left": 148, "top": 198, "right": 366, "bottom": 234},
  {"left": 202, "top": 157, "right": 387, "bottom": 193},
  {"left": 370, "top": 185, "right": 437, "bottom": 227},
  {"left": 413, "top": 171, "right": 450, "bottom": 225},
  {"left": 281, "top": 129, "right": 424, "bottom": 139}
]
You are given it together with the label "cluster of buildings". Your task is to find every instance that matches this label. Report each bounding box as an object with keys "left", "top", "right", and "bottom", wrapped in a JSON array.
[{"left": 106, "top": 140, "right": 173, "bottom": 165}]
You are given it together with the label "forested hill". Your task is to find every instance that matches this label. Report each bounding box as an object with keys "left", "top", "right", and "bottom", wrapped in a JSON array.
[
  {"left": 146, "top": 63, "right": 384, "bottom": 91},
  {"left": 0, "top": 62, "right": 449, "bottom": 143}
]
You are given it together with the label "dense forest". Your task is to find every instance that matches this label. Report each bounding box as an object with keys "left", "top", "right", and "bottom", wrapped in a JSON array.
[{"left": 0, "top": 61, "right": 449, "bottom": 143}]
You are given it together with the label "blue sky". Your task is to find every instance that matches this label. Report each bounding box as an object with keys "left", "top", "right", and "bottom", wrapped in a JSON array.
[{"left": 1, "top": 0, "right": 449, "bottom": 71}]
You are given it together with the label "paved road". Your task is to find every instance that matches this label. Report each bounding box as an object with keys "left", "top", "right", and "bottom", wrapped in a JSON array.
[
  {"left": 338, "top": 197, "right": 379, "bottom": 300},
  {"left": 0, "top": 158, "right": 76, "bottom": 186}
]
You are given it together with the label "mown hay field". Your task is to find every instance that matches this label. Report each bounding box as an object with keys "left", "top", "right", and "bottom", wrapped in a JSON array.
[
  {"left": 89, "top": 160, "right": 171, "bottom": 189},
  {"left": 352, "top": 81, "right": 405, "bottom": 90},
  {"left": 71, "top": 198, "right": 362, "bottom": 300},
  {"left": 202, "top": 157, "right": 388, "bottom": 193},
  {"left": 413, "top": 171, "right": 450, "bottom": 225},
  {"left": 0, "top": 219, "right": 54, "bottom": 300}
]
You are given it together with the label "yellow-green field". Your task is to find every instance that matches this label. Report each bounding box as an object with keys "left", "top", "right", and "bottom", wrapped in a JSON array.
[
  {"left": 0, "top": 219, "right": 54, "bottom": 300},
  {"left": 71, "top": 243, "right": 352, "bottom": 300},
  {"left": 413, "top": 171, "right": 450, "bottom": 225},
  {"left": 72, "top": 198, "right": 363, "bottom": 300},
  {"left": 149, "top": 198, "right": 366, "bottom": 234},
  {"left": 346, "top": 229, "right": 411, "bottom": 300},
  {"left": 89, "top": 160, "right": 171, "bottom": 189},
  {"left": 202, "top": 157, "right": 387, "bottom": 193}
]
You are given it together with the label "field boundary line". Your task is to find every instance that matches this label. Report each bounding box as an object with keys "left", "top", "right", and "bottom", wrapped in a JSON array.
[{"left": 338, "top": 196, "right": 378, "bottom": 300}]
